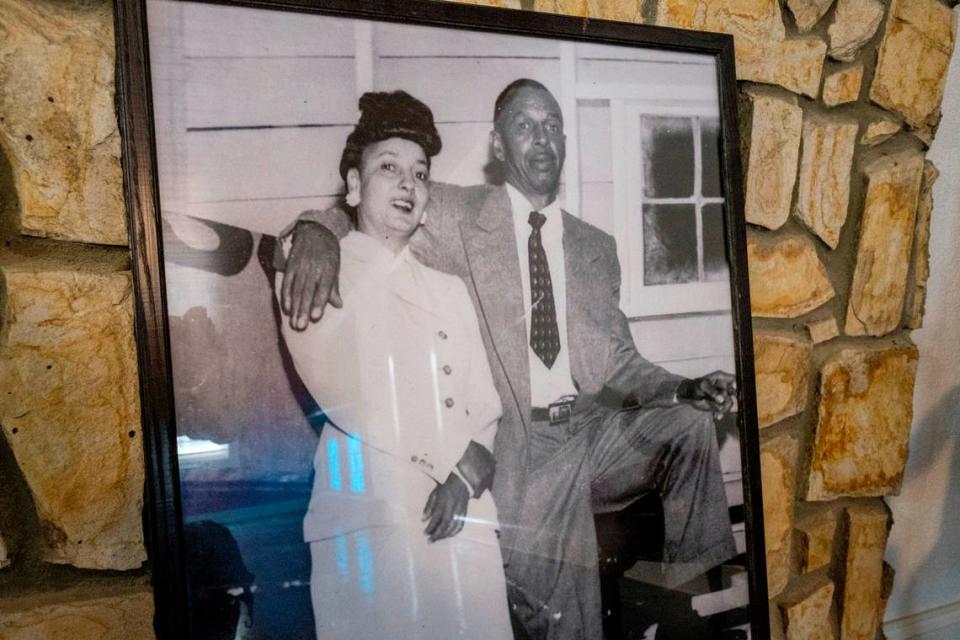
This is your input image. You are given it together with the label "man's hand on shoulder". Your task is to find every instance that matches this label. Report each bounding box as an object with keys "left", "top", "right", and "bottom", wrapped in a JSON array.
[
  {"left": 677, "top": 371, "right": 738, "bottom": 419},
  {"left": 279, "top": 220, "right": 343, "bottom": 331}
]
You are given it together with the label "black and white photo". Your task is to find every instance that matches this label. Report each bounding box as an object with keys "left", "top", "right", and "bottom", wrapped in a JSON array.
[{"left": 116, "top": 1, "right": 768, "bottom": 638}]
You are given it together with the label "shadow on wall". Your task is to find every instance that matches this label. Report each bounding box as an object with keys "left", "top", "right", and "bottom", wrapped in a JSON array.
[{"left": 892, "top": 384, "right": 960, "bottom": 616}]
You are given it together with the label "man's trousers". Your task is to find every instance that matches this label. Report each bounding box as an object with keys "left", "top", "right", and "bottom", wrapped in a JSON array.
[{"left": 505, "top": 402, "right": 737, "bottom": 640}]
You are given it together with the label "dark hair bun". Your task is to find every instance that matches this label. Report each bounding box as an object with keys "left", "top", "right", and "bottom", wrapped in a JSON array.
[{"left": 339, "top": 91, "right": 442, "bottom": 181}]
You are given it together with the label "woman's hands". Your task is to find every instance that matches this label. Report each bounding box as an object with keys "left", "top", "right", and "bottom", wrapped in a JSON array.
[{"left": 422, "top": 473, "right": 470, "bottom": 542}]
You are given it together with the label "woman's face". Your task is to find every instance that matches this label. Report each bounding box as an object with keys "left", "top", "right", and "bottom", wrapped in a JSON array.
[{"left": 347, "top": 137, "right": 430, "bottom": 248}]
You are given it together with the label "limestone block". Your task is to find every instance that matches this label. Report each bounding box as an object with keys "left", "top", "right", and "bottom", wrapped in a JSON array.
[
  {"left": 870, "top": 0, "right": 958, "bottom": 129},
  {"left": 532, "top": 0, "right": 641, "bottom": 16},
  {"left": 740, "top": 89, "right": 803, "bottom": 230},
  {"left": 796, "top": 512, "right": 837, "bottom": 572},
  {"left": 532, "top": 0, "right": 594, "bottom": 16},
  {"left": 860, "top": 118, "right": 902, "bottom": 146},
  {"left": 839, "top": 503, "right": 891, "bottom": 640},
  {"left": 806, "top": 316, "right": 839, "bottom": 344},
  {"left": 912, "top": 127, "right": 935, "bottom": 148},
  {"left": 761, "top": 435, "right": 799, "bottom": 598},
  {"left": 780, "top": 580, "right": 835, "bottom": 640},
  {"left": 904, "top": 161, "right": 939, "bottom": 329},
  {"left": 595, "top": 0, "right": 645, "bottom": 21},
  {"left": 0, "top": 0, "right": 126, "bottom": 246},
  {"left": 846, "top": 150, "right": 925, "bottom": 336},
  {"left": 747, "top": 232, "right": 836, "bottom": 318},
  {"left": 822, "top": 65, "right": 864, "bottom": 106},
  {"left": 753, "top": 332, "right": 812, "bottom": 428},
  {"left": 794, "top": 116, "right": 859, "bottom": 249},
  {"left": 0, "top": 588, "right": 154, "bottom": 640},
  {"left": 0, "top": 264, "right": 145, "bottom": 570},
  {"left": 458, "top": 0, "right": 520, "bottom": 6},
  {"left": 787, "top": 0, "right": 835, "bottom": 32},
  {"left": 806, "top": 345, "right": 919, "bottom": 501},
  {"left": 657, "top": 0, "right": 826, "bottom": 97},
  {"left": 827, "top": 0, "right": 884, "bottom": 62}
]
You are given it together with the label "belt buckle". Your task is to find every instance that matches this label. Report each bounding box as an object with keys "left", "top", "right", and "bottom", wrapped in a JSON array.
[{"left": 548, "top": 396, "right": 576, "bottom": 426}]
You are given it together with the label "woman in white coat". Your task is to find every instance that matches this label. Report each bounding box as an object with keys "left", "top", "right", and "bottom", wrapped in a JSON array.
[{"left": 277, "top": 91, "right": 512, "bottom": 640}]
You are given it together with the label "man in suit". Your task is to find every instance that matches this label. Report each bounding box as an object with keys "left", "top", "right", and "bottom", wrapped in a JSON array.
[{"left": 279, "top": 79, "right": 737, "bottom": 639}]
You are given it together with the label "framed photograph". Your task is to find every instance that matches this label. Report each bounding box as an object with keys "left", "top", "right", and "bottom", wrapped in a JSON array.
[{"left": 115, "top": 0, "right": 768, "bottom": 638}]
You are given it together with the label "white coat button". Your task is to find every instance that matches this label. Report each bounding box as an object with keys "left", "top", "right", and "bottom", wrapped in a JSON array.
[
  {"left": 444, "top": 398, "right": 455, "bottom": 408},
  {"left": 442, "top": 365, "right": 452, "bottom": 375}
]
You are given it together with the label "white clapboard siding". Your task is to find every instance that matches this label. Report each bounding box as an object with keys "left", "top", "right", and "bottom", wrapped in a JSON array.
[
  {"left": 629, "top": 312, "right": 735, "bottom": 365},
  {"left": 579, "top": 100, "right": 613, "bottom": 183},
  {"left": 148, "top": 0, "right": 189, "bottom": 211},
  {"left": 375, "top": 58, "right": 561, "bottom": 123},
  {"left": 375, "top": 22, "right": 560, "bottom": 58},
  {"left": 579, "top": 182, "right": 614, "bottom": 236},
  {"left": 577, "top": 58, "right": 717, "bottom": 95},
  {"left": 433, "top": 122, "right": 497, "bottom": 186},
  {"left": 183, "top": 121, "right": 496, "bottom": 205},
  {"left": 577, "top": 101, "right": 615, "bottom": 233},
  {"left": 185, "top": 126, "right": 351, "bottom": 203},
  {"left": 181, "top": 2, "right": 356, "bottom": 58},
  {"left": 178, "top": 196, "right": 341, "bottom": 237},
  {"left": 185, "top": 58, "right": 357, "bottom": 129}
]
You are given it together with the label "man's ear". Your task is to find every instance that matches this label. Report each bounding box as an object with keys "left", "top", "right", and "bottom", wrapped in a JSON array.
[
  {"left": 490, "top": 129, "right": 505, "bottom": 162},
  {"left": 345, "top": 168, "right": 361, "bottom": 207}
]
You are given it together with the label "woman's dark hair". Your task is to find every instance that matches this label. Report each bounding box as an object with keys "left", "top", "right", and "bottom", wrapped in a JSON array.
[{"left": 339, "top": 91, "right": 442, "bottom": 182}]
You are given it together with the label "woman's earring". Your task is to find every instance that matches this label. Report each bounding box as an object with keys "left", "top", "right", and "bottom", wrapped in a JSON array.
[
  {"left": 345, "top": 190, "right": 360, "bottom": 207},
  {"left": 419, "top": 211, "right": 428, "bottom": 226}
]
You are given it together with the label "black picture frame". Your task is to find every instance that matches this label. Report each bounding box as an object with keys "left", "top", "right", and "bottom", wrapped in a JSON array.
[{"left": 114, "top": 0, "right": 768, "bottom": 637}]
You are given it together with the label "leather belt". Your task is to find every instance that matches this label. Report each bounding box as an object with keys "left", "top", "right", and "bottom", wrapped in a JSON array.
[{"left": 531, "top": 395, "right": 577, "bottom": 425}]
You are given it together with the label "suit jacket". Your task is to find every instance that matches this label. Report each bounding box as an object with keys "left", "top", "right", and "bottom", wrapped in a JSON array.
[{"left": 303, "top": 183, "right": 684, "bottom": 555}]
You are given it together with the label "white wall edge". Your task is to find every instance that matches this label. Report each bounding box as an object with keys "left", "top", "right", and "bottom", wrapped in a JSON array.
[{"left": 885, "top": 600, "right": 960, "bottom": 639}]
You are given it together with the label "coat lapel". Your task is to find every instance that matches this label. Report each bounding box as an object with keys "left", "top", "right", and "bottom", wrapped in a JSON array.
[
  {"left": 460, "top": 188, "right": 531, "bottom": 429},
  {"left": 343, "top": 236, "right": 445, "bottom": 324},
  {"left": 563, "top": 212, "right": 610, "bottom": 394},
  {"left": 383, "top": 253, "right": 448, "bottom": 321}
]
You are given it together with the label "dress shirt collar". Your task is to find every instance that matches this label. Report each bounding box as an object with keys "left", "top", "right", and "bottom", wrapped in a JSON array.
[{"left": 504, "top": 183, "right": 562, "bottom": 229}]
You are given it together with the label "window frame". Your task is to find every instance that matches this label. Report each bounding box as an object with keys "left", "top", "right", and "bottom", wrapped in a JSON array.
[
  {"left": 617, "top": 102, "right": 730, "bottom": 317},
  {"left": 559, "top": 46, "right": 731, "bottom": 318}
]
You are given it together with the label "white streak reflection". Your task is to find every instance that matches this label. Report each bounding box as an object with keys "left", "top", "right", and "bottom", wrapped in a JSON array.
[
  {"left": 387, "top": 354, "right": 401, "bottom": 443},
  {"left": 449, "top": 543, "right": 467, "bottom": 636},
  {"left": 429, "top": 350, "right": 444, "bottom": 438}
]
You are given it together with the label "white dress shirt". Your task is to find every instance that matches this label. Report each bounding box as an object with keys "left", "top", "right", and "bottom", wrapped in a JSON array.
[{"left": 505, "top": 183, "right": 578, "bottom": 407}]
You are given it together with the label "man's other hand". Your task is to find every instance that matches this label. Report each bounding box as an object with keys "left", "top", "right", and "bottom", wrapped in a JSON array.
[
  {"left": 678, "top": 371, "right": 738, "bottom": 418},
  {"left": 422, "top": 473, "right": 470, "bottom": 542},
  {"left": 280, "top": 221, "right": 343, "bottom": 330}
]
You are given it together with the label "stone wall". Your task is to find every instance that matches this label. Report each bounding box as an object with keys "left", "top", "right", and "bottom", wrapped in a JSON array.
[{"left": 0, "top": 0, "right": 955, "bottom": 638}]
